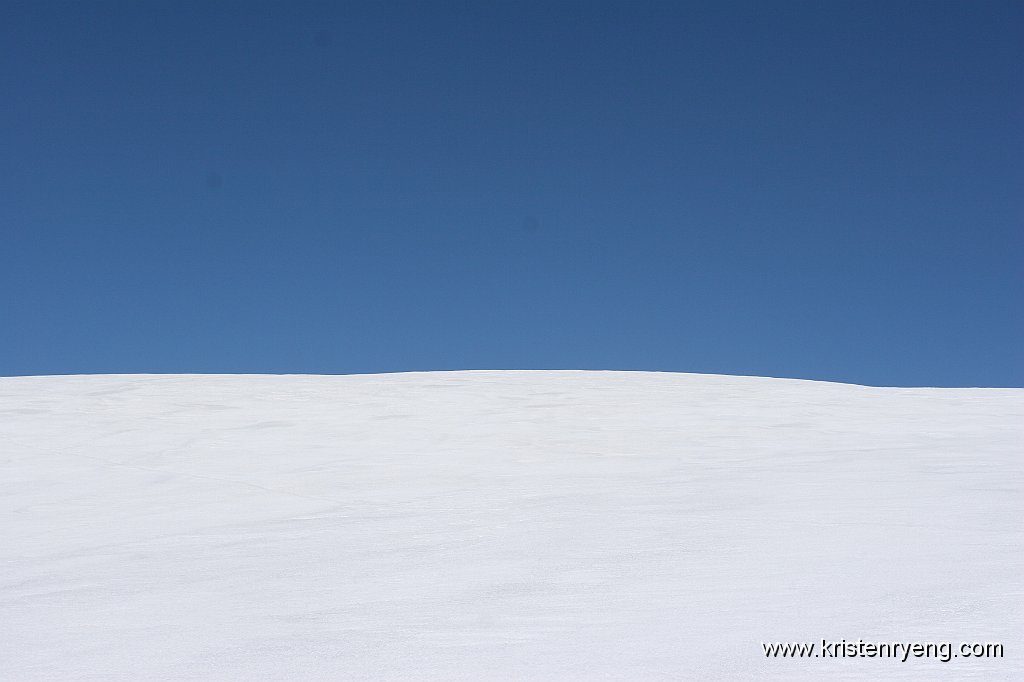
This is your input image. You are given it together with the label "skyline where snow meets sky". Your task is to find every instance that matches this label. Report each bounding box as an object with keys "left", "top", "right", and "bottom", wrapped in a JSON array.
[{"left": 2, "top": 1, "right": 1021, "bottom": 386}]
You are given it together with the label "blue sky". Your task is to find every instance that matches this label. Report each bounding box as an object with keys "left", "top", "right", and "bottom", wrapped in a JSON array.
[{"left": 2, "top": 1, "right": 1021, "bottom": 386}]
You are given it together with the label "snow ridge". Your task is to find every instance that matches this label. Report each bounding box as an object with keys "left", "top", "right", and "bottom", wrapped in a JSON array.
[{"left": 2, "top": 372, "right": 1021, "bottom": 680}]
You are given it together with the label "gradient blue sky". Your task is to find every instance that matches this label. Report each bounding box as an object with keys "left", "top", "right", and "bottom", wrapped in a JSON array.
[{"left": 2, "top": 1, "right": 1021, "bottom": 386}]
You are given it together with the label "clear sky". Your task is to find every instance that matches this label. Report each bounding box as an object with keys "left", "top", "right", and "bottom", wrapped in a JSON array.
[{"left": 2, "top": 1, "right": 1021, "bottom": 386}]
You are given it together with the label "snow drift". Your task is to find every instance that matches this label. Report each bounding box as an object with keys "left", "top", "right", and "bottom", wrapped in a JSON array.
[{"left": 1, "top": 371, "right": 1021, "bottom": 680}]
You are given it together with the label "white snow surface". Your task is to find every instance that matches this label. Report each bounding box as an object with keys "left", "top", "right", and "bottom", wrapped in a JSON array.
[{"left": 1, "top": 371, "right": 1022, "bottom": 680}]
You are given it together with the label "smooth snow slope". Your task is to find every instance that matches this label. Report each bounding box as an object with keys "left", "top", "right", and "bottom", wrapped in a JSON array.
[{"left": 1, "top": 371, "right": 1021, "bottom": 681}]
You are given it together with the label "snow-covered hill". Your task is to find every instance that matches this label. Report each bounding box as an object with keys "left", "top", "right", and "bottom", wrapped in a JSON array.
[{"left": 1, "top": 371, "right": 1021, "bottom": 680}]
